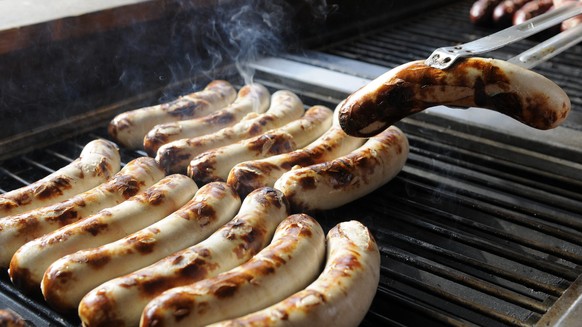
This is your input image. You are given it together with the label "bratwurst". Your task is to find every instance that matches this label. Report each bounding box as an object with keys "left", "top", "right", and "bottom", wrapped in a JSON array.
[{"left": 338, "top": 57, "right": 571, "bottom": 137}]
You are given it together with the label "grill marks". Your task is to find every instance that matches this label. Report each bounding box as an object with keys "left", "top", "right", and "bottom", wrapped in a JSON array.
[{"left": 339, "top": 58, "right": 571, "bottom": 137}]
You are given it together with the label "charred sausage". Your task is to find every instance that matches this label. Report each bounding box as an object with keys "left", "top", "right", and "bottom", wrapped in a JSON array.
[
  {"left": 78, "top": 187, "right": 289, "bottom": 327},
  {"left": 493, "top": 0, "right": 533, "bottom": 27},
  {"left": 274, "top": 126, "right": 408, "bottom": 212},
  {"left": 143, "top": 84, "right": 270, "bottom": 156},
  {"left": 209, "top": 220, "right": 380, "bottom": 327},
  {"left": 338, "top": 57, "right": 571, "bottom": 137},
  {"left": 39, "top": 182, "right": 240, "bottom": 310},
  {"left": 108, "top": 80, "right": 237, "bottom": 149},
  {"left": 227, "top": 104, "right": 366, "bottom": 197},
  {"left": 470, "top": 0, "right": 503, "bottom": 26},
  {"left": 156, "top": 90, "right": 304, "bottom": 174},
  {"left": 140, "top": 213, "right": 325, "bottom": 327},
  {"left": 6, "top": 157, "right": 164, "bottom": 292},
  {"left": 0, "top": 139, "right": 120, "bottom": 219},
  {"left": 9, "top": 175, "right": 197, "bottom": 311},
  {"left": 188, "top": 105, "right": 333, "bottom": 184}
]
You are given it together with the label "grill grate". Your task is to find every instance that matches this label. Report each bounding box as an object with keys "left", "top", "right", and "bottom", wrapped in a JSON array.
[{"left": 2, "top": 1, "right": 582, "bottom": 326}]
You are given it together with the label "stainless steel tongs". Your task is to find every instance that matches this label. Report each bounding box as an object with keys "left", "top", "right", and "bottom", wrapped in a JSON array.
[{"left": 425, "top": 2, "right": 582, "bottom": 70}]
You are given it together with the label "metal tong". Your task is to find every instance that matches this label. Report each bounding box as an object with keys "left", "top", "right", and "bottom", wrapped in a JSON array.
[{"left": 426, "top": 3, "right": 582, "bottom": 70}]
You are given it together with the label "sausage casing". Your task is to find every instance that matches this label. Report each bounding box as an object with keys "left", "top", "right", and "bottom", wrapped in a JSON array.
[
  {"left": 275, "top": 126, "right": 408, "bottom": 212},
  {"left": 6, "top": 157, "right": 164, "bottom": 292},
  {"left": 338, "top": 57, "right": 571, "bottom": 137},
  {"left": 228, "top": 105, "right": 366, "bottom": 197},
  {"left": 78, "top": 187, "right": 289, "bottom": 327},
  {"left": 188, "top": 105, "right": 333, "bottom": 184},
  {"left": 10, "top": 175, "right": 197, "bottom": 311},
  {"left": 140, "top": 213, "right": 326, "bottom": 327},
  {"left": 209, "top": 220, "right": 380, "bottom": 327},
  {"left": 143, "top": 84, "right": 270, "bottom": 156},
  {"left": 39, "top": 182, "right": 240, "bottom": 310},
  {"left": 156, "top": 89, "right": 304, "bottom": 174},
  {"left": 0, "top": 139, "right": 120, "bottom": 219},
  {"left": 108, "top": 80, "right": 237, "bottom": 149}
]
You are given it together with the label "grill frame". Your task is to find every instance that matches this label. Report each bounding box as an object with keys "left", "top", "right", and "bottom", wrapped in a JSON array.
[{"left": 2, "top": 0, "right": 582, "bottom": 326}]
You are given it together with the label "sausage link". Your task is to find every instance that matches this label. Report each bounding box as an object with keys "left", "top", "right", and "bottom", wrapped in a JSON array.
[
  {"left": 78, "top": 187, "right": 289, "bottom": 327},
  {"left": 156, "top": 89, "right": 304, "bottom": 174},
  {"left": 188, "top": 105, "right": 333, "bottom": 184},
  {"left": 0, "top": 139, "right": 120, "bottom": 219},
  {"left": 493, "top": 0, "right": 533, "bottom": 27},
  {"left": 513, "top": 0, "right": 553, "bottom": 25},
  {"left": 209, "top": 220, "right": 380, "bottom": 327},
  {"left": 470, "top": 0, "right": 503, "bottom": 26},
  {"left": 40, "top": 182, "right": 240, "bottom": 311},
  {"left": 108, "top": 80, "right": 237, "bottom": 149},
  {"left": 275, "top": 126, "right": 408, "bottom": 212},
  {"left": 6, "top": 157, "right": 164, "bottom": 292},
  {"left": 10, "top": 175, "right": 197, "bottom": 312},
  {"left": 141, "top": 213, "right": 325, "bottom": 327},
  {"left": 143, "top": 84, "right": 270, "bottom": 156},
  {"left": 227, "top": 105, "right": 366, "bottom": 197},
  {"left": 338, "top": 57, "right": 571, "bottom": 137}
]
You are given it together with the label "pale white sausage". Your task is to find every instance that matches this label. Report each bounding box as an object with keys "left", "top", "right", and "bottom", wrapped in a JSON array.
[
  {"left": 274, "top": 125, "right": 408, "bottom": 212},
  {"left": 18, "top": 175, "right": 197, "bottom": 312},
  {"left": 0, "top": 139, "right": 120, "bottom": 219},
  {"left": 140, "top": 213, "right": 326, "bottom": 327},
  {"left": 209, "top": 220, "right": 380, "bottom": 327},
  {"left": 108, "top": 80, "right": 237, "bottom": 149},
  {"left": 78, "top": 187, "right": 289, "bottom": 327},
  {"left": 143, "top": 84, "right": 270, "bottom": 156},
  {"left": 6, "top": 157, "right": 164, "bottom": 292},
  {"left": 188, "top": 105, "right": 333, "bottom": 184},
  {"left": 156, "top": 90, "right": 304, "bottom": 174}
]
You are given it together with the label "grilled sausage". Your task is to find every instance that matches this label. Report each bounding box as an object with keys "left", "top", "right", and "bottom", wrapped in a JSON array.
[
  {"left": 5, "top": 157, "right": 164, "bottom": 290},
  {"left": 141, "top": 213, "right": 325, "bottom": 327},
  {"left": 188, "top": 105, "right": 334, "bottom": 184},
  {"left": 0, "top": 139, "right": 120, "bottom": 219},
  {"left": 470, "top": 0, "right": 503, "bottom": 26},
  {"left": 513, "top": 0, "right": 553, "bottom": 25},
  {"left": 9, "top": 175, "right": 197, "bottom": 311},
  {"left": 143, "top": 84, "right": 271, "bottom": 156},
  {"left": 0, "top": 309, "right": 27, "bottom": 327},
  {"left": 108, "top": 80, "right": 237, "bottom": 149},
  {"left": 338, "top": 57, "right": 571, "bottom": 137},
  {"left": 39, "top": 182, "right": 240, "bottom": 311},
  {"left": 275, "top": 125, "right": 408, "bottom": 212},
  {"left": 78, "top": 187, "right": 289, "bottom": 327},
  {"left": 493, "top": 0, "right": 533, "bottom": 27},
  {"left": 156, "top": 90, "right": 304, "bottom": 174},
  {"left": 209, "top": 220, "right": 380, "bottom": 327},
  {"left": 227, "top": 104, "right": 366, "bottom": 197}
]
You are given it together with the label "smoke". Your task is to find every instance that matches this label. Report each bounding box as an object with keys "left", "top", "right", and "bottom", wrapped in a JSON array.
[{"left": 188, "top": 0, "right": 337, "bottom": 85}]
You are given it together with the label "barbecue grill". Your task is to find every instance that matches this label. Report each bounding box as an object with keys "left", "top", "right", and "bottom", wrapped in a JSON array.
[{"left": 1, "top": 0, "right": 582, "bottom": 326}]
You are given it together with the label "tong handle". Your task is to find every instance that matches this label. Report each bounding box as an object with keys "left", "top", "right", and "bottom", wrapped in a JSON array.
[{"left": 426, "top": 3, "right": 582, "bottom": 69}]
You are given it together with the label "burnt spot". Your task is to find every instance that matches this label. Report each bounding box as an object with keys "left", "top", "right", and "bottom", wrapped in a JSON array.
[
  {"left": 109, "top": 175, "right": 144, "bottom": 199},
  {"left": 209, "top": 112, "right": 236, "bottom": 125},
  {"left": 145, "top": 134, "right": 170, "bottom": 156},
  {"left": 299, "top": 176, "right": 317, "bottom": 190},
  {"left": 166, "top": 99, "right": 206, "bottom": 118},
  {"left": 281, "top": 153, "right": 316, "bottom": 170},
  {"left": 332, "top": 254, "right": 363, "bottom": 278},
  {"left": 130, "top": 235, "right": 158, "bottom": 254},
  {"left": 189, "top": 155, "right": 219, "bottom": 184},
  {"left": 33, "top": 176, "right": 73, "bottom": 200},
  {"left": 181, "top": 202, "right": 217, "bottom": 226},
  {"left": 15, "top": 216, "right": 40, "bottom": 237},
  {"left": 251, "top": 187, "right": 287, "bottom": 209},
  {"left": 82, "top": 220, "right": 109, "bottom": 236},
  {"left": 49, "top": 206, "right": 79, "bottom": 226},
  {"left": 96, "top": 158, "right": 113, "bottom": 178},
  {"left": 9, "top": 266, "right": 39, "bottom": 295},
  {"left": 249, "top": 133, "right": 295, "bottom": 156},
  {"left": 213, "top": 283, "right": 239, "bottom": 299},
  {"left": 142, "top": 188, "right": 166, "bottom": 206},
  {"left": 78, "top": 289, "right": 125, "bottom": 327},
  {"left": 108, "top": 116, "right": 132, "bottom": 134},
  {"left": 86, "top": 252, "right": 112, "bottom": 268},
  {"left": 158, "top": 147, "right": 192, "bottom": 174}
]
